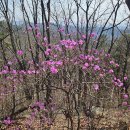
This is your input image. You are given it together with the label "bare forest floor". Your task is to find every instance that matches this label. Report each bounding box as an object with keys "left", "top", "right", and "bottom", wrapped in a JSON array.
[{"left": 1, "top": 108, "right": 130, "bottom": 130}]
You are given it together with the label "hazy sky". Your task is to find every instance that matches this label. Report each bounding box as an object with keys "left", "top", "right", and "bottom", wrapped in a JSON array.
[{"left": 6, "top": 0, "right": 130, "bottom": 27}]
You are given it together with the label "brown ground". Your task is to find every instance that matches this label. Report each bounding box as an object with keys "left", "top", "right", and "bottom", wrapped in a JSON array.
[{"left": 1, "top": 108, "right": 130, "bottom": 130}]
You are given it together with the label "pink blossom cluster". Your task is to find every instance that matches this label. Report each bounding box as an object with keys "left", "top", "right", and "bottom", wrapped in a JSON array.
[
  {"left": 30, "top": 101, "right": 45, "bottom": 110},
  {"left": 42, "top": 60, "right": 63, "bottom": 74},
  {"left": 0, "top": 69, "right": 40, "bottom": 75},
  {"left": 60, "top": 39, "right": 78, "bottom": 49},
  {"left": 0, "top": 31, "right": 129, "bottom": 112},
  {"left": 17, "top": 50, "right": 23, "bottom": 56},
  {"left": 122, "top": 94, "right": 129, "bottom": 107},
  {"left": 113, "top": 77, "right": 124, "bottom": 87},
  {"left": 26, "top": 101, "right": 54, "bottom": 128},
  {"left": 2, "top": 117, "right": 14, "bottom": 126}
]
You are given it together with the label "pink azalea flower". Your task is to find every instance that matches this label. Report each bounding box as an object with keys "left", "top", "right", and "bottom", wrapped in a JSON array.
[
  {"left": 89, "top": 32, "right": 96, "bottom": 38},
  {"left": 8, "top": 61, "right": 12, "bottom": 65},
  {"left": 35, "top": 102, "right": 45, "bottom": 110},
  {"left": 45, "top": 48, "right": 51, "bottom": 56},
  {"left": 122, "top": 101, "right": 128, "bottom": 106},
  {"left": 79, "top": 40, "right": 84, "bottom": 45},
  {"left": 53, "top": 54, "right": 58, "bottom": 58},
  {"left": 3, "top": 117, "right": 14, "bottom": 125},
  {"left": 17, "top": 50, "right": 23, "bottom": 56},
  {"left": 93, "top": 84, "right": 99, "bottom": 91},
  {"left": 82, "top": 34, "right": 86, "bottom": 39},
  {"left": 54, "top": 45, "right": 62, "bottom": 51},
  {"left": 27, "top": 26, "right": 32, "bottom": 32},
  {"left": 2, "top": 70, "right": 8, "bottom": 74},
  {"left": 124, "top": 76, "right": 128, "bottom": 81},
  {"left": 84, "top": 63, "right": 89, "bottom": 67},
  {"left": 36, "top": 32, "right": 41, "bottom": 38},
  {"left": 12, "top": 70, "right": 17, "bottom": 75},
  {"left": 27, "top": 70, "right": 33, "bottom": 75},
  {"left": 82, "top": 63, "right": 89, "bottom": 70},
  {"left": 20, "top": 70, "right": 26, "bottom": 74},
  {"left": 108, "top": 69, "right": 114, "bottom": 74},
  {"left": 82, "top": 66, "right": 86, "bottom": 70},
  {"left": 56, "top": 61, "right": 63, "bottom": 66},
  {"left": 123, "top": 94, "right": 129, "bottom": 99},
  {"left": 110, "top": 60, "right": 114, "bottom": 64},
  {"left": 94, "top": 65, "right": 100, "bottom": 71},
  {"left": 44, "top": 37, "right": 47, "bottom": 41},
  {"left": 115, "top": 64, "right": 119, "bottom": 68},
  {"left": 32, "top": 70, "right": 36, "bottom": 74},
  {"left": 50, "top": 66, "right": 58, "bottom": 74},
  {"left": 88, "top": 57, "right": 93, "bottom": 62},
  {"left": 118, "top": 82, "right": 123, "bottom": 87},
  {"left": 99, "top": 74, "right": 104, "bottom": 78},
  {"left": 4, "top": 66, "right": 8, "bottom": 69}
]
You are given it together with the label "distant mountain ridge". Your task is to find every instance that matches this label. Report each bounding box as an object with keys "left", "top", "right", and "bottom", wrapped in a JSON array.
[{"left": 13, "top": 21, "right": 129, "bottom": 38}]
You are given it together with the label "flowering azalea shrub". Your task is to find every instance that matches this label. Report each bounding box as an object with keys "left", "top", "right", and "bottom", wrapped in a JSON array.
[
  {"left": 24, "top": 101, "right": 55, "bottom": 129},
  {"left": 0, "top": 117, "right": 14, "bottom": 129},
  {"left": 0, "top": 26, "right": 129, "bottom": 129}
]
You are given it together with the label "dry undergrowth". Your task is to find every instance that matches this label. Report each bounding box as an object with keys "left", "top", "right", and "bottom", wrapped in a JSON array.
[{"left": 1, "top": 108, "right": 130, "bottom": 130}]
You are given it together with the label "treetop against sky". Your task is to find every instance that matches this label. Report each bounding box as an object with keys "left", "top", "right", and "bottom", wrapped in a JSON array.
[{"left": 3, "top": 0, "right": 129, "bottom": 26}]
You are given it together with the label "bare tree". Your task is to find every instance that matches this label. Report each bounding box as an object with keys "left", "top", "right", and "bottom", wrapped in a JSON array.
[{"left": 126, "top": 0, "right": 130, "bottom": 10}]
